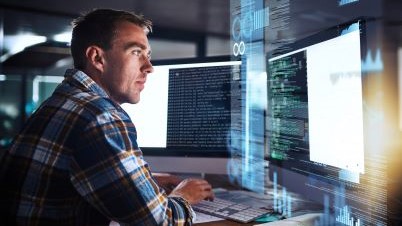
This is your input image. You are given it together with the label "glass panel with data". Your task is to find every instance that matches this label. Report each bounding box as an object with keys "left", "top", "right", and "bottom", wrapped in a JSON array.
[{"left": 266, "top": 20, "right": 387, "bottom": 225}]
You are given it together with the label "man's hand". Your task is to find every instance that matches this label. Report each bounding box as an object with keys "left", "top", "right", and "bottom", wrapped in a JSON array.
[
  {"left": 153, "top": 173, "right": 182, "bottom": 194},
  {"left": 169, "top": 178, "right": 214, "bottom": 205}
]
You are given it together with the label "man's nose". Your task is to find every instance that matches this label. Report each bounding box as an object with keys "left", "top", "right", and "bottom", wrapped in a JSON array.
[{"left": 143, "top": 59, "right": 154, "bottom": 74}]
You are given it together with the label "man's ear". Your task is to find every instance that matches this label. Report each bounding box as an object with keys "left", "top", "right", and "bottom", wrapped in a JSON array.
[{"left": 85, "top": 46, "right": 105, "bottom": 72}]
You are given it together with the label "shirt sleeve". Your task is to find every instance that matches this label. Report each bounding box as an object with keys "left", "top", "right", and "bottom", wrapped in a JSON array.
[{"left": 69, "top": 109, "right": 193, "bottom": 225}]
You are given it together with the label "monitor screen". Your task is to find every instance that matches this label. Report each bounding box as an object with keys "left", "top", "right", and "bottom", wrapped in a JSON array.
[
  {"left": 122, "top": 56, "right": 242, "bottom": 174},
  {"left": 267, "top": 21, "right": 365, "bottom": 181},
  {"left": 266, "top": 19, "right": 387, "bottom": 225}
]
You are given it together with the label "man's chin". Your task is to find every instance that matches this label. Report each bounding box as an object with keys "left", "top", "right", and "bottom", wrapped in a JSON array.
[
  {"left": 130, "top": 97, "right": 140, "bottom": 104},
  {"left": 119, "top": 98, "right": 140, "bottom": 105}
]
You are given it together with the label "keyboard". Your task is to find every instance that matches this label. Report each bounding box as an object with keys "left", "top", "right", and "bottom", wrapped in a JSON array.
[{"left": 193, "top": 197, "right": 271, "bottom": 223}]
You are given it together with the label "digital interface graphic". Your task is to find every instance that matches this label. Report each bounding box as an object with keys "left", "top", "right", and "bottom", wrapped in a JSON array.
[{"left": 229, "top": 0, "right": 395, "bottom": 223}]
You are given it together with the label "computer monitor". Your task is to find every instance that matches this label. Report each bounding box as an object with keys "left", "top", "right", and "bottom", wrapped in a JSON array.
[
  {"left": 266, "top": 19, "right": 387, "bottom": 225},
  {"left": 121, "top": 56, "right": 242, "bottom": 174}
]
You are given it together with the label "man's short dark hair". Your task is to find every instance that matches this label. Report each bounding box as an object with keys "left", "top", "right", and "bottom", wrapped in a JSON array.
[{"left": 71, "top": 9, "right": 152, "bottom": 70}]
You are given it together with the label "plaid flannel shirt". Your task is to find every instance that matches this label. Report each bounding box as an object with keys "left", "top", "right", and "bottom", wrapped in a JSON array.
[{"left": 0, "top": 69, "right": 193, "bottom": 226}]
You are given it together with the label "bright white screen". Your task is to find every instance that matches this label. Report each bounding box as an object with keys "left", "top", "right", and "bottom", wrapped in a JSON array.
[{"left": 307, "top": 30, "right": 364, "bottom": 174}]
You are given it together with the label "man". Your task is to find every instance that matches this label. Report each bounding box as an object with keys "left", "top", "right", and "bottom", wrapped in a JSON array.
[{"left": 0, "top": 9, "right": 214, "bottom": 225}]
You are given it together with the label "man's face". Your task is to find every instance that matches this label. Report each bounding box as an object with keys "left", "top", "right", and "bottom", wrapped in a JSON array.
[{"left": 101, "top": 21, "right": 153, "bottom": 104}]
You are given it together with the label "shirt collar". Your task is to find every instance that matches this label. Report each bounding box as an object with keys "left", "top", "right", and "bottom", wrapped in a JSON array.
[{"left": 64, "top": 69, "right": 110, "bottom": 99}]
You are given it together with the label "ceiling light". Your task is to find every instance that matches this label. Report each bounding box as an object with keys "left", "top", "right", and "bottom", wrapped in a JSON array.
[{"left": 53, "top": 31, "right": 72, "bottom": 43}]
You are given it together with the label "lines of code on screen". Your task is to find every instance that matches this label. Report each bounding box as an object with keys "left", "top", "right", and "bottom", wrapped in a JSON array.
[
  {"left": 267, "top": 50, "right": 309, "bottom": 161},
  {"left": 167, "top": 65, "right": 238, "bottom": 150}
]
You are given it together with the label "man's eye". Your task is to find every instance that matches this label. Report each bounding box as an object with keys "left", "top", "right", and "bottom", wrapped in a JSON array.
[{"left": 132, "top": 49, "right": 142, "bottom": 56}]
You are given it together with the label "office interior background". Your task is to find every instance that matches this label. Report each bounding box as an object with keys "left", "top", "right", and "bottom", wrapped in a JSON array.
[{"left": 0, "top": 0, "right": 401, "bottom": 225}]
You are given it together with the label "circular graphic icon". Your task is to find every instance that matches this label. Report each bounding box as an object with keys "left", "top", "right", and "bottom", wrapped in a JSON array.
[{"left": 233, "top": 41, "right": 246, "bottom": 56}]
